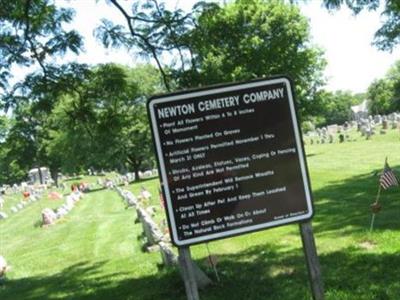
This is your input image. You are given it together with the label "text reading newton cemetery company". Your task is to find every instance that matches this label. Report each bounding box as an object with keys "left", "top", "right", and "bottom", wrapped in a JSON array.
[
  {"left": 148, "top": 77, "right": 313, "bottom": 246},
  {"left": 157, "top": 88, "right": 284, "bottom": 119}
]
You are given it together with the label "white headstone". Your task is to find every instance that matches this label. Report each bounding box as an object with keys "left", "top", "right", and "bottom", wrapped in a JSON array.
[
  {"left": 42, "top": 208, "right": 57, "bottom": 225},
  {"left": 0, "top": 255, "right": 8, "bottom": 277}
]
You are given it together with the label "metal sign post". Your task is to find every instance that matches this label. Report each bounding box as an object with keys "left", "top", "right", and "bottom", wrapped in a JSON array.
[
  {"left": 300, "top": 221, "right": 324, "bottom": 300},
  {"left": 178, "top": 247, "right": 200, "bottom": 300}
]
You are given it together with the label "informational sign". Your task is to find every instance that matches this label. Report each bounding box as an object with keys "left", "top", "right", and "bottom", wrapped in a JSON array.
[{"left": 148, "top": 77, "right": 313, "bottom": 246}]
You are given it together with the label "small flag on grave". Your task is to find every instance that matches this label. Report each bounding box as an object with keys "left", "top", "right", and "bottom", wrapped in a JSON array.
[
  {"left": 379, "top": 161, "right": 398, "bottom": 190},
  {"left": 370, "top": 158, "right": 398, "bottom": 231}
]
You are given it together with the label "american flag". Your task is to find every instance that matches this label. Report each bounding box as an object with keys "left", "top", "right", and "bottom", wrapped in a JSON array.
[{"left": 380, "top": 161, "right": 399, "bottom": 190}]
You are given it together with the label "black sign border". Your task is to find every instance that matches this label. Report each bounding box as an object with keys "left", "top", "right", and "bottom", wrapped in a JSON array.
[{"left": 147, "top": 76, "right": 314, "bottom": 247}]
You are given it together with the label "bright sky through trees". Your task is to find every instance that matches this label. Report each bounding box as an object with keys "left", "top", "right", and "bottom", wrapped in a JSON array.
[{"left": 13, "top": 0, "right": 400, "bottom": 94}]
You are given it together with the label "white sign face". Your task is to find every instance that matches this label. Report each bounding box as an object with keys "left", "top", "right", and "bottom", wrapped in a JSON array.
[{"left": 148, "top": 77, "right": 313, "bottom": 246}]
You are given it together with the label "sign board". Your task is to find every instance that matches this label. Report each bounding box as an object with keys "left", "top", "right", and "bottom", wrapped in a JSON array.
[{"left": 148, "top": 77, "right": 313, "bottom": 246}]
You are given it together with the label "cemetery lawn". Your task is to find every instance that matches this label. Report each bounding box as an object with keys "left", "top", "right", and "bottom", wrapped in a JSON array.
[{"left": 1, "top": 130, "right": 400, "bottom": 299}]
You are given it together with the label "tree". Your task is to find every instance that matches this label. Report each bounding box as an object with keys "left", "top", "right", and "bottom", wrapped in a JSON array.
[
  {"left": 0, "top": 0, "right": 82, "bottom": 95},
  {"left": 0, "top": 63, "right": 92, "bottom": 184},
  {"left": 0, "top": 104, "right": 38, "bottom": 184},
  {"left": 320, "top": 0, "right": 400, "bottom": 51},
  {"left": 386, "top": 60, "right": 400, "bottom": 111},
  {"left": 319, "top": 90, "right": 358, "bottom": 126},
  {"left": 98, "top": 0, "right": 326, "bottom": 119},
  {"left": 0, "top": 115, "right": 9, "bottom": 141},
  {"left": 366, "top": 60, "right": 400, "bottom": 114},
  {"left": 367, "top": 78, "right": 394, "bottom": 114},
  {"left": 43, "top": 64, "right": 162, "bottom": 180},
  {"left": 95, "top": 0, "right": 199, "bottom": 92},
  {"left": 0, "top": 0, "right": 84, "bottom": 183},
  {"left": 174, "top": 0, "right": 325, "bottom": 119}
]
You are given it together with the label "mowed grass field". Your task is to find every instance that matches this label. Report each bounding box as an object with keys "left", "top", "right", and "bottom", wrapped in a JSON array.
[{"left": 1, "top": 129, "right": 400, "bottom": 299}]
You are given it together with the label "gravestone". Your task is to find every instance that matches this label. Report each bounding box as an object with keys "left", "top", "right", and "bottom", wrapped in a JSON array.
[
  {"left": 126, "top": 192, "right": 138, "bottom": 207},
  {"left": 42, "top": 208, "right": 57, "bottom": 225},
  {"left": 374, "top": 115, "right": 382, "bottom": 124},
  {"left": 0, "top": 255, "right": 9, "bottom": 278},
  {"left": 366, "top": 129, "right": 372, "bottom": 139},
  {"left": 56, "top": 207, "right": 68, "bottom": 218},
  {"left": 327, "top": 124, "right": 338, "bottom": 135},
  {"left": 382, "top": 119, "right": 388, "bottom": 130},
  {"left": 159, "top": 241, "right": 178, "bottom": 266},
  {"left": 360, "top": 125, "right": 367, "bottom": 136},
  {"left": 140, "top": 187, "right": 152, "bottom": 201},
  {"left": 328, "top": 134, "right": 333, "bottom": 143}
]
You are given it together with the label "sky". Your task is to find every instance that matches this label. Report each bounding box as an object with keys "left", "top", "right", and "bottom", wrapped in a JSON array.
[
  {"left": 18, "top": 0, "right": 400, "bottom": 94},
  {"left": 300, "top": 2, "right": 400, "bottom": 93}
]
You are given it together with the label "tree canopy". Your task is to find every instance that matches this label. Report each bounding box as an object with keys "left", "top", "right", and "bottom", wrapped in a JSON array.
[
  {"left": 0, "top": 0, "right": 82, "bottom": 94},
  {"left": 100, "top": 0, "right": 326, "bottom": 120},
  {"left": 367, "top": 60, "right": 400, "bottom": 114},
  {"left": 178, "top": 0, "right": 326, "bottom": 118}
]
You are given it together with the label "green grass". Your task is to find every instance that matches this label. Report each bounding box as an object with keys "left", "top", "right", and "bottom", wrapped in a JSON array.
[{"left": 1, "top": 128, "right": 400, "bottom": 299}]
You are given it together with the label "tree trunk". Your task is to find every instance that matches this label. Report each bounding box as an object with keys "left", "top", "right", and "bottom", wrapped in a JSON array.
[
  {"left": 50, "top": 167, "right": 59, "bottom": 187},
  {"left": 134, "top": 167, "right": 140, "bottom": 182},
  {"left": 127, "top": 155, "right": 142, "bottom": 182},
  {"left": 38, "top": 166, "right": 44, "bottom": 185}
]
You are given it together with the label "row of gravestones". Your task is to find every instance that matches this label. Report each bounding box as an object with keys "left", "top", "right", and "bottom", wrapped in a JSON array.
[
  {"left": 116, "top": 188, "right": 170, "bottom": 252},
  {"left": 0, "top": 191, "right": 43, "bottom": 220},
  {"left": 115, "top": 187, "right": 212, "bottom": 288},
  {"left": 113, "top": 169, "right": 159, "bottom": 186},
  {"left": 97, "top": 172, "right": 136, "bottom": 188},
  {"left": 354, "top": 114, "right": 400, "bottom": 140},
  {"left": 41, "top": 190, "right": 83, "bottom": 226},
  {"left": 41, "top": 174, "right": 126, "bottom": 226},
  {"left": 1, "top": 182, "right": 48, "bottom": 196},
  {"left": 306, "top": 112, "right": 400, "bottom": 145}
]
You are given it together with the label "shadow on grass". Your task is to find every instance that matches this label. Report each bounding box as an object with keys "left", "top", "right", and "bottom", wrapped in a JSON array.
[
  {"left": 0, "top": 260, "right": 184, "bottom": 300},
  {"left": 3, "top": 167, "right": 400, "bottom": 299},
  {"left": 200, "top": 243, "right": 400, "bottom": 300},
  {"left": 83, "top": 187, "right": 107, "bottom": 194},
  {"left": 63, "top": 177, "right": 84, "bottom": 182},
  {"left": 311, "top": 164, "right": 400, "bottom": 234},
  {"left": 1, "top": 245, "right": 399, "bottom": 299},
  {"left": 130, "top": 176, "right": 159, "bottom": 185}
]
